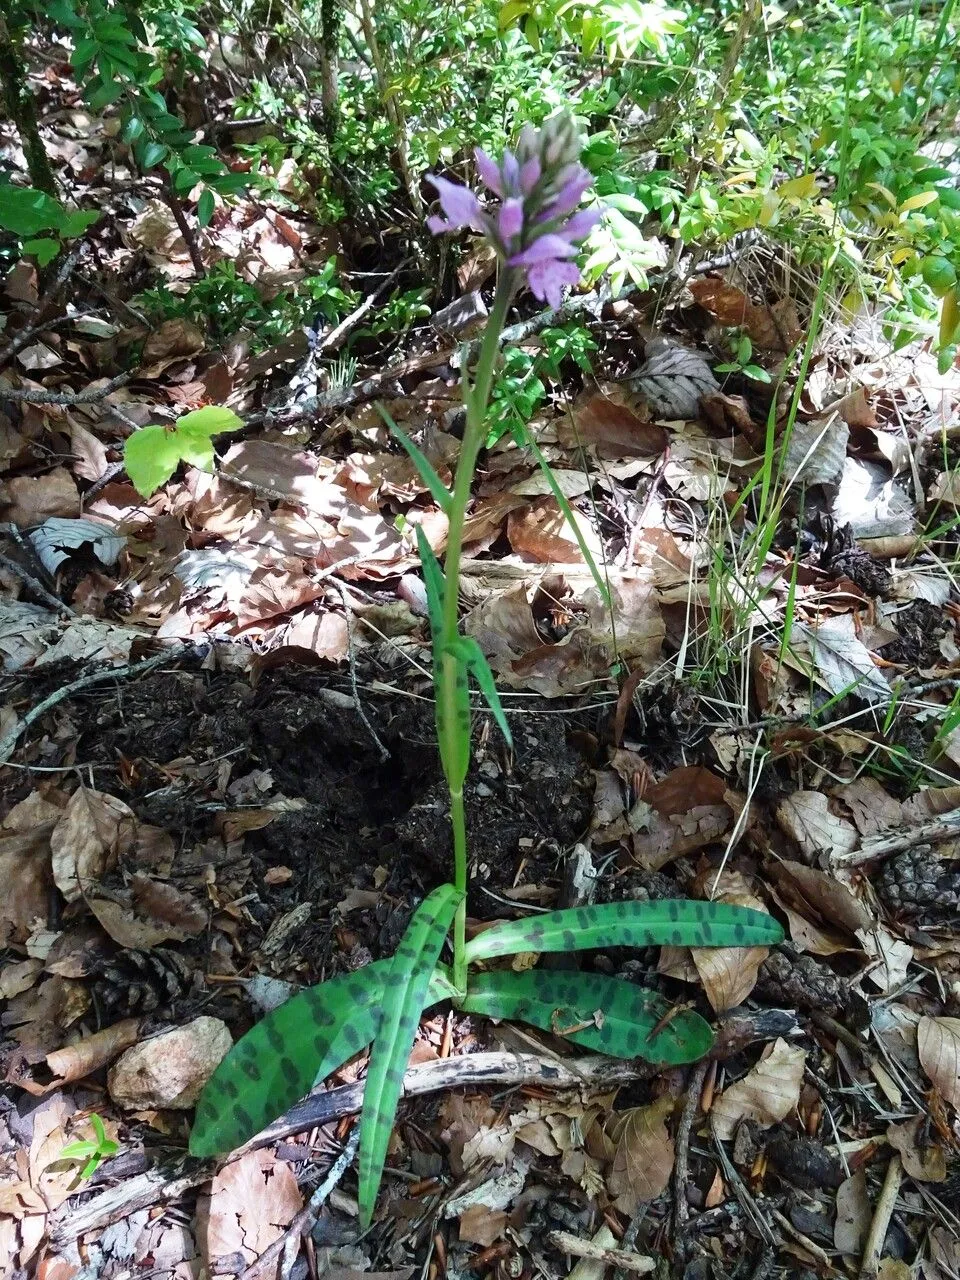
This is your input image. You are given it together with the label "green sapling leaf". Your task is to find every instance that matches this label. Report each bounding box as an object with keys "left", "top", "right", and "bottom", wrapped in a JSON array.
[
  {"left": 464, "top": 900, "right": 783, "bottom": 964},
  {"left": 173, "top": 422, "right": 217, "bottom": 472},
  {"left": 357, "top": 884, "right": 463, "bottom": 1228},
  {"left": 124, "top": 425, "right": 184, "bottom": 498},
  {"left": 176, "top": 405, "right": 243, "bottom": 436}
]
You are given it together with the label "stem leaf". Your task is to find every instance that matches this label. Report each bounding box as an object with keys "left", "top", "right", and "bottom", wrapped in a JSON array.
[
  {"left": 448, "top": 635, "right": 513, "bottom": 748},
  {"left": 415, "top": 524, "right": 445, "bottom": 637},
  {"left": 358, "top": 883, "right": 464, "bottom": 1228},
  {"left": 460, "top": 969, "right": 715, "bottom": 1064},
  {"left": 464, "top": 900, "right": 783, "bottom": 964},
  {"left": 380, "top": 404, "right": 452, "bottom": 513},
  {"left": 189, "top": 960, "right": 393, "bottom": 1157}
]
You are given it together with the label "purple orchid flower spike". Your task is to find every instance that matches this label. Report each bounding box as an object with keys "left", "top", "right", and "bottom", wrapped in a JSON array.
[{"left": 425, "top": 113, "right": 601, "bottom": 309}]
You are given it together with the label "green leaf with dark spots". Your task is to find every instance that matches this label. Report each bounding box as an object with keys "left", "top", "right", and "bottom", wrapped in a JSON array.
[
  {"left": 460, "top": 969, "right": 715, "bottom": 1064},
  {"left": 189, "top": 960, "right": 393, "bottom": 1157},
  {"left": 358, "top": 883, "right": 463, "bottom": 1228},
  {"left": 448, "top": 635, "right": 512, "bottom": 749},
  {"left": 464, "top": 900, "right": 783, "bottom": 964}
]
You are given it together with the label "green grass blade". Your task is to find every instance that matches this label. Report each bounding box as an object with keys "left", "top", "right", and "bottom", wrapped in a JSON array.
[
  {"left": 449, "top": 635, "right": 513, "bottom": 748},
  {"left": 518, "top": 424, "right": 610, "bottom": 607},
  {"left": 380, "top": 404, "right": 452, "bottom": 513},
  {"left": 189, "top": 960, "right": 393, "bottom": 1157},
  {"left": 460, "top": 969, "right": 715, "bottom": 1065},
  {"left": 357, "top": 884, "right": 463, "bottom": 1228},
  {"left": 464, "top": 900, "right": 783, "bottom": 964}
]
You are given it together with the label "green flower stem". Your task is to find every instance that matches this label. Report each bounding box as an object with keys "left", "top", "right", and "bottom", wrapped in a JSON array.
[{"left": 441, "top": 268, "right": 517, "bottom": 997}]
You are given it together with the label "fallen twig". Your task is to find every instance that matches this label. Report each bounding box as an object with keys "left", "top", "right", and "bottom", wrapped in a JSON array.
[
  {"left": 859, "top": 1153, "right": 902, "bottom": 1280},
  {"left": 0, "top": 646, "right": 183, "bottom": 765},
  {"left": 162, "top": 169, "right": 206, "bottom": 279},
  {"left": 49, "top": 1165, "right": 212, "bottom": 1250},
  {"left": 48, "top": 1052, "right": 652, "bottom": 1247},
  {"left": 0, "top": 552, "right": 74, "bottom": 615},
  {"left": 548, "top": 1229, "right": 655, "bottom": 1274},
  {"left": 0, "top": 370, "right": 132, "bottom": 404},
  {"left": 320, "top": 262, "right": 409, "bottom": 352},
  {"left": 672, "top": 1058, "right": 709, "bottom": 1260},
  {"left": 249, "top": 1050, "right": 653, "bottom": 1150},
  {"left": 833, "top": 808, "right": 960, "bottom": 866}
]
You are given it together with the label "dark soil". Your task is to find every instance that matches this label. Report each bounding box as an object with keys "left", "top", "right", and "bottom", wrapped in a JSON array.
[{"left": 27, "top": 659, "right": 595, "bottom": 980}]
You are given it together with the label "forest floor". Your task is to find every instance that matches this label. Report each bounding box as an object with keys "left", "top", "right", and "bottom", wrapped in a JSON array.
[{"left": 2, "top": 47, "right": 960, "bottom": 1280}]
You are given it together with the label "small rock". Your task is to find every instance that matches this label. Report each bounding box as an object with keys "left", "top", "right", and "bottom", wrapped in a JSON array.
[{"left": 108, "top": 1016, "right": 232, "bottom": 1110}]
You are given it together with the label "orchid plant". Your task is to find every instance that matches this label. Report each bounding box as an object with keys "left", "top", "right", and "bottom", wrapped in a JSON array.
[{"left": 190, "top": 116, "right": 784, "bottom": 1228}]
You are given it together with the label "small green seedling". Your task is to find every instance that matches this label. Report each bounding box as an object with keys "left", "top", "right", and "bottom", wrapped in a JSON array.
[
  {"left": 190, "top": 117, "right": 786, "bottom": 1228},
  {"left": 59, "top": 1113, "right": 118, "bottom": 1182},
  {"left": 124, "top": 404, "right": 243, "bottom": 498},
  {"left": 715, "top": 330, "right": 772, "bottom": 383}
]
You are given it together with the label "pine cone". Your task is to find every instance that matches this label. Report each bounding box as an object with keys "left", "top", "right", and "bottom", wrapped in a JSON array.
[
  {"left": 92, "top": 947, "right": 193, "bottom": 1017},
  {"left": 878, "top": 847, "right": 960, "bottom": 925},
  {"left": 755, "top": 948, "right": 850, "bottom": 1019},
  {"left": 634, "top": 678, "right": 705, "bottom": 751},
  {"left": 597, "top": 869, "right": 679, "bottom": 904}
]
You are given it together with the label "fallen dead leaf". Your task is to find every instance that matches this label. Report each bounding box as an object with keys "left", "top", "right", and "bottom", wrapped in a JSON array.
[
  {"left": 0, "top": 815, "right": 56, "bottom": 945},
  {"left": 561, "top": 387, "right": 668, "bottom": 458},
  {"left": 0, "top": 957, "right": 43, "bottom": 999},
  {"left": 22, "top": 1018, "right": 142, "bottom": 1094},
  {"left": 0, "top": 467, "right": 78, "bottom": 526},
  {"left": 458, "top": 1204, "right": 508, "bottom": 1246},
  {"left": 140, "top": 318, "right": 205, "bottom": 373},
  {"left": 50, "top": 786, "right": 132, "bottom": 903},
  {"left": 834, "top": 1170, "right": 871, "bottom": 1256},
  {"left": 917, "top": 1016, "right": 960, "bottom": 1112},
  {"left": 711, "top": 1038, "right": 806, "bottom": 1140},
  {"left": 28, "top": 1093, "right": 77, "bottom": 1213},
  {"left": 507, "top": 497, "right": 604, "bottom": 564},
  {"left": 587, "top": 1096, "right": 675, "bottom": 1211},
  {"left": 857, "top": 926, "right": 913, "bottom": 995},
  {"left": 791, "top": 614, "right": 892, "bottom": 706},
  {"left": 886, "top": 1116, "right": 947, "bottom": 1182},
  {"left": 776, "top": 790, "right": 858, "bottom": 862},
  {"left": 769, "top": 860, "right": 874, "bottom": 936},
  {"left": 108, "top": 1016, "right": 232, "bottom": 1109},
  {"left": 203, "top": 1147, "right": 303, "bottom": 1274},
  {"left": 2, "top": 976, "right": 90, "bottom": 1053},
  {"left": 688, "top": 276, "right": 802, "bottom": 350}
]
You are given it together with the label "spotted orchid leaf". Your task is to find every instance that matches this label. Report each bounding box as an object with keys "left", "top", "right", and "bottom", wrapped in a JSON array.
[
  {"left": 464, "top": 900, "right": 783, "bottom": 964},
  {"left": 358, "top": 883, "right": 464, "bottom": 1228},
  {"left": 381, "top": 405, "right": 452, "bottom": 513},
  {"left": 189, "top": 960, "right": 394, "bottom": 1157},
  {"left": 447, "top": 634, "right": 512, "bottom": 748},
  {"left": 460, "top": 969, "right": 715, "bottom": 1064}
]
